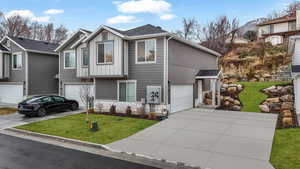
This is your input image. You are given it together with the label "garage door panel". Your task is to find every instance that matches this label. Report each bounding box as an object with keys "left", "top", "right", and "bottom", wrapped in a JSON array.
[
  {"left": 65, "top": 84, "right": 94, "bottom": 107},
  {"left": 0, "top": 84, "right": 24, "bottom": 104},
  {"left": 171, "top": 85, "right": 193, "bottom": 113}
]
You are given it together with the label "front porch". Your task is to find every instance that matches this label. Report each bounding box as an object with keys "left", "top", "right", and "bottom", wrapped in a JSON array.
[{"left": 195, "top": 70, "right": 222, "bottom": 109}]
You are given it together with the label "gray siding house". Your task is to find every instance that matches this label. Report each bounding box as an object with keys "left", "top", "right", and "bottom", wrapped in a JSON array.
[
  {"left": 0, "top": 36, "right": 59, "bottom": 104},
  {"left": 56, "top": 24, "right": 221, "bottom": 112}
]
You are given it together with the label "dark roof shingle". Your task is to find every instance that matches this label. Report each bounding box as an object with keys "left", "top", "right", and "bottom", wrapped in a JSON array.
[
  {"left": 106, "top": 24, "right": 167, "bottom": 36},
  {"left": 196, "top": 69, "right": 220, "bottom": 77},
  {"left": 0, "top": 44, "right": 8, "bottom": 52},
  {"left": 8, "top": 36, "right": 58, "bottom": 54}
]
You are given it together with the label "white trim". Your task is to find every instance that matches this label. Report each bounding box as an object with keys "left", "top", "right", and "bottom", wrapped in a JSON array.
[
  {"left": 63, "top": 50, "right": 76, "bottom": 69},
  {"left": 135, "top": 38, "right": 157, "bottom": 64},
  {"left": 26, "top": 49, "right": 57, "bottom": 55},
  {"left": 196, "top": 76, "right": 219, "bottom": 79},
  {"left": 117, "top": 80, "right": 137, "bottom": 103},
  {"left": 11, "top": 52, "right": 22, "bottom": 71},
  {"left": 25, "top": 51, "right": 29, "bottom": 96},
  {"left": 1, "top": 36, "right": 26, "bottom": 51},
  {"left": 55, "top": 29, "right": 89, "bottom": 52},
  {"left": 96, "top": 41, "right": 114, "bottom": 64},
  {"left": 84, "top": 25, "right": 126, "bottom": 43},
  {"left": 70, "top": 36, "right": 87, "bottom": 49}
]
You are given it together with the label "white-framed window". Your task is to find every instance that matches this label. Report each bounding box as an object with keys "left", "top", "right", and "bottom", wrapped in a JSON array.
[
  {"left": 96, "top": 41, "right": 113, "bottom": 64},
  {"left": 118, "top": 80, "right": 137, "bottom": 102},
  {"left": 81, "top": 47, "right": 89, "bottom": 67},
  {"left": 64, "top": 50, "right": 76, "bottom": 69},
  {"left": 12, "top": 52, "right": 22, "bottom": 70},
  {"left": 135, "top": 39, "right": 156, "bottom": 64}
]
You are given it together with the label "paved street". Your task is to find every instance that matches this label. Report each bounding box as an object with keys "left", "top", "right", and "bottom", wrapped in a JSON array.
[
  {"left": 0, "top": 133, "right": 159, "bottom": 169},
  {"left": 109, "top": 108, "right": 278, "bottom": 169}
]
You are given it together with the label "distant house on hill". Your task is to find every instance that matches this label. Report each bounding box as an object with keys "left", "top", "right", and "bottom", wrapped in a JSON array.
[{"left": 257, "top": 10, "right": 300, "bottom": 45}]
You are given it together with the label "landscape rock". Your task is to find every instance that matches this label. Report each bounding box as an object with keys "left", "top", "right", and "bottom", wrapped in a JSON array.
[
  {"left": 281, "top": 102, "right": 294, "bottom": 110},
  {"left": 232, "top": 105, "right": 242, "bottom": 111},
  {"left": 280, "top": 95, "right": 293, "bottom": 102},
  {"left": 265, "top": 97, "right": 280, "bottom": 103}
]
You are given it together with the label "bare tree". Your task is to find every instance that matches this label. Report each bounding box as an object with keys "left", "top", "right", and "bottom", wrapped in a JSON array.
[
  {"left": 54, "top": 25, "right": 68, "bottom": 43},
  {"left": 0, "top": 14, "right": 30, "bottom": 38},
  {"left": 176, "top": 17, "right": 199, "bottom": 40},
  {"left": 201, "top": 16, "right": 239, "bottom": 54},
  {"left": 80, "top": 84, "right": 94, "bottom": 122}
]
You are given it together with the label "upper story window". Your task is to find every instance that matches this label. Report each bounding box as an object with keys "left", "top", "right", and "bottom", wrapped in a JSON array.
[
  {"left": 289, "top": 21, "right": 296, "bottom": 31},
  {"left": 96, "top": 41, "right": 113, "bottom": 64},
  {"left": 81, "top": 48, "right": 89, "bottom": 67},
  {"left": 102, "top": 32, "right": 108, "bottom": 41},
  {"left": 12, "top": 52, "right": 22, "bottom": 70},
  {"left": 136, "top": 39, "right": 156, "bottom": 64},
  {"left": 64, "top": 50, "right": 76, "bottom": 69}
]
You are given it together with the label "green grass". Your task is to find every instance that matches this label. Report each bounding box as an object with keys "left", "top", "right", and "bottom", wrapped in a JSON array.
[
  {"left": 271, "top": 128, "right": 300, "bottom": 169},
  {"left": 237, "top": 81, "right": 289, "bottom": 112},
  {"left": 16, "top": 114, "right": 158, "bottom": 144}
]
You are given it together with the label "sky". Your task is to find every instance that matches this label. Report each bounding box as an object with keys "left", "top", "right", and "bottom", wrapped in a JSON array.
[{"left": 0, "top": 0, "right": 296, "bottom": 32}]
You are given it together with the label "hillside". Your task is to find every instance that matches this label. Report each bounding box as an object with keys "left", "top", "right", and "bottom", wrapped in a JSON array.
[{"left": 220, "top": 42, "right": 292, "bottom": 82}]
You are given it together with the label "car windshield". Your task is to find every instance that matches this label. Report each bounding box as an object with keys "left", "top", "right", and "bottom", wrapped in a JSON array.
[{"left": 24, "top": 96, "right": 44, "bottom": 104}]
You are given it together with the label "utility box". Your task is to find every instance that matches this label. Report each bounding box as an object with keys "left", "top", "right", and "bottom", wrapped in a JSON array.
[{"left": 146, "top": 86, "right": 161, "bottom": 104}]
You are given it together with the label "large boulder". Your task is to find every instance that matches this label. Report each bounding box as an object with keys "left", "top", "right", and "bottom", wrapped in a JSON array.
[
  {"left": 281, "top": 102, "right": 294, "bottom": 111},
  {"left": 269, "top": 103, "right": 281, "bottom": 112},
  {"left": 281, "top": 86, "right": 293, "bottom": 95},
  {"left": 280, "top": 95, "right": 294, "bottom": 102},
  {"left": 265, "top": 97, "right": 280, "bottom": 103},
  {"left": 232, "top": 105, "right": 242, "bottom": 111},
  {"left": 259, "top": 105, "right": 270, "bottom": 113},
  {"left": 227, "top": 86, "right": 237, "bottom": 94}
]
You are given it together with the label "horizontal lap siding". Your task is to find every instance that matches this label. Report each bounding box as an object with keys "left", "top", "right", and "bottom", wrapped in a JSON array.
[
  {"left": 128, "top": 37, "right": 164, "bottom": 102},
  {"left": 95, "top": 79, "right": 118, "bottom": 100},
  {"left": 89, "top": 31, "right": 122, "bottom": 76}
]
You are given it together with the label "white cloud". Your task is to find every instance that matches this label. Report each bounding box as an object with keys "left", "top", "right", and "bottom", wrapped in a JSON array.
[
  {"left": 106, "top": 15, "right": 140, "bottom": 24},
  {"left": 115, "top": 0, "right": 171, "bottom": 14},
  {"left": 160, "top": 13, "right": 176, "bottom": 20},
  {"left": 44, "top": 9, "right": 64, "bottom": 15},
  {"left": 5, "top": 10, "right": 50, "bottom": 22}
]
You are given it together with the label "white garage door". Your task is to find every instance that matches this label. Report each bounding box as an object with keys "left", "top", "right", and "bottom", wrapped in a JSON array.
[
  {"left": 0, "top": 84, "right": 24, "bottom": 104},
  {"left": 170, "top": 85, "right": 193, "bottom": 113},
  {"left": 65, "top": 84, "right": 94, "bottom": 107},
  {"left": 295, "top": 77, "right": 300, "bottom": 114}
]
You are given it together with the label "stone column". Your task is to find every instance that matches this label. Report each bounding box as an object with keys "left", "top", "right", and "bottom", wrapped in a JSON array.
[{"left": 211, "top": 79, "right": 216, "bottom": 106}]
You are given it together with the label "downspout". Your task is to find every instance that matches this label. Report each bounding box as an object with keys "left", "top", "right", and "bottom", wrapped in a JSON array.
[{"left": 164, "top": 35, "right": 173, "bottom": 108}]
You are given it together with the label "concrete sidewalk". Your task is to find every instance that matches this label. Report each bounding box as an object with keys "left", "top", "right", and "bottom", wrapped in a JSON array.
[{"left": 108, "top": 109, "right": 277, "bottom": 169}]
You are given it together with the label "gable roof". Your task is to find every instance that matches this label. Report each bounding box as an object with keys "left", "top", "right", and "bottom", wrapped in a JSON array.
[
  {"left": 108, "top": 24, "right": 167, "bottom": 36},
  {"left": 0, "top": 44, "right": 9, "bottom": 52},
  {"left": 257, "top": 14, "right": 296, "bottom": 26},
  {"left": 55, "top": 29, "right": 92, "bottom": 52},
  {"left": 4, "top": 36, "right": 59, "bottom": 55}
]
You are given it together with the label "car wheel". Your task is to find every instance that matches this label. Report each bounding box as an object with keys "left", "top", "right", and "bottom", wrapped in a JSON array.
[
  {"left": 70, "top": 103, "right": 78, "bottom": 111},
  {"left": 37, "top": 108, "right": 47, "bottom": 117}
]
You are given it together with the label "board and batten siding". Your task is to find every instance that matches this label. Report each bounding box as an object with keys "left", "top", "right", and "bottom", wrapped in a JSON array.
[
  {"left": 76, "top": 43, "right": 89, "bottom": 77},
  {"left": 127, "top": 37, "right": 165, "bottom": 102},
  {"left": 89, "top": 31, "right": 123, "bottom": 76}
]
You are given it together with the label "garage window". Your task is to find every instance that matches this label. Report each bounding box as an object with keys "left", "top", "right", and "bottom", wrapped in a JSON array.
[
  {"left": 64, "top": 50, "right": 76, "bottom": 69},
  {"left": 12, "top": 52, "right": 22, "bottom": 70},
  {"left": 118, "top": 80, "right": 136, "bottom": 102}
]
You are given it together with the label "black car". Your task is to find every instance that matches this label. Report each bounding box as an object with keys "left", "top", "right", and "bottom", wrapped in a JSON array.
[{"left": 18, "top": 95, "right": 79, "bottom": 117}]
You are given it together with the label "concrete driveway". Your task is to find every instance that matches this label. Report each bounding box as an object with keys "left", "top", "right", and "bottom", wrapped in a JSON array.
[{"left": 108, "top": 109, "right": 277, "bottom": 169}]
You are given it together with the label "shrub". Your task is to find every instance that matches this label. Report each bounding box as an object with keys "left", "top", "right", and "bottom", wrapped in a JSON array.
[
  {"left": 126, "top": 106, "right": 132, "bottom": 116},
  {"left": 110, "top": 105, "right": 116, "bottom": 114}
]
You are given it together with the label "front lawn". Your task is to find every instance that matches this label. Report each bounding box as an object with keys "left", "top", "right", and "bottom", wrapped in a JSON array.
[
  {"left": 237, "top": 81, "right": 289, "bottom": 112},
  {"left": 16, "top": 114, "right": 158, "bottom": 144},
  {"left": 0, "top": 107, "right": 17, "bottom": 115},
  {"left": 271, "top": 128, "right": 300, "bottom": 169}
]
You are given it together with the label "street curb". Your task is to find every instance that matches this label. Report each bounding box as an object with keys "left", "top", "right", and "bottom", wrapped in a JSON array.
[
  {"left": 6, "top": 128, "right": 110, "bottom": 150},
  {"left": 5, "top": 128, "right": 201, "bottom": 169}
]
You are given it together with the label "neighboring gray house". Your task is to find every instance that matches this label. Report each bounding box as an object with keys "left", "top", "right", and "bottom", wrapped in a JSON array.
[
  {"left": 290, "top": 35, "right": 300, "bottom": 114},
  {"left": 0, "top": 36, "right": 59, "bottom": 104},
  {"left": 56, "top": 24, "right": 221, "bottom": 112}
]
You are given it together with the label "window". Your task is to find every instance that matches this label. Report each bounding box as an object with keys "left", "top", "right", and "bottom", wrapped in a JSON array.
[
  {"left": 64, "top": 50, "right": 76, "bottom": 69},
  {"left": 52, "top": 96, "right": 65, "bottom": 102},
  {"left": 81, "top": 48, "right": 89, "bottom": 67},
  {"left": 102, "top": 32, "right": 108, "bottom": 41},
  {"left": 136, "top": 39, "right": 156, "bottom": 64},
  {"left": 118, "top": 80, "right": 137, "bottom": 102},
  {"left": 12, "top": 52, "right": 22, "bottom": 70},
  {"left": 39, "top": 97, "right": 53, "bottom": 103},
  {"left": 97, "top": 41, "right": 113, "bottom": 64}
]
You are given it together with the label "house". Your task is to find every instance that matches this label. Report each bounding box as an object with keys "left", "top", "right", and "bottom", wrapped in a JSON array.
[
  {"left": 290, "top": 35, "right": 300, "bottom": 114},
  {"left": 55, "top": 24, "right": 221, "bottom": 113},
  {"left": 0, "top": 36, "right": 59, "bottom": 104},
  {"left": 257, "top": 9, "right": 300, "bottom": 45}
]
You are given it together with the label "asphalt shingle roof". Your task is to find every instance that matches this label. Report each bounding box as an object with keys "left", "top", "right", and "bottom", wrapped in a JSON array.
[
  {"left": 107, "top": 24, "right": 167, "bottom": 36},
  {"left": 9, "top": 36, "right": 59, "bottom": 54},
  {"left": 196, "top": 69, "right": 220, "bottom": 77},
  {"left": 0, "top": 44, "right": 8, "bottom": 52},
  {"left": 292, "top": 65, "right": 300, "bottom": 73}
]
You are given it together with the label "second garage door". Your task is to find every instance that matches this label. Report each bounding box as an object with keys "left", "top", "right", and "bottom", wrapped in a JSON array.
[
  {"left": 0, "top": 83, "right": 24, "bottom": 104},
  {"left": 170, "top": 85, "right": 193, "bottom": 113},
  {"left": 64, "top": 84, "right": 94, "bottom": 107}
]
